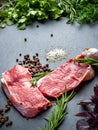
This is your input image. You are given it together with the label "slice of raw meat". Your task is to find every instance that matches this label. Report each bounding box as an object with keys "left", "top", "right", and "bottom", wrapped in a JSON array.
[
  {"left": 37, "top": 58, "right": 95, "bottom": 98},
  {"left": 1, "top": 65, "right": 51, "bottom": 118}
]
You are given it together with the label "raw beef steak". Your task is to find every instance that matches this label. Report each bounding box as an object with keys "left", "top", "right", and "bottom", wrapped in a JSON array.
[
  {"left": 1, "top": 65, "right": 51, "bottom": 117},
  {"left": 37, "top": 59, "right": 95, "bottom": 98}
]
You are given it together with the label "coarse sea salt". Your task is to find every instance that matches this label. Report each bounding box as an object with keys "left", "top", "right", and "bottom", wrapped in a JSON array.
[{"left": 45, "top": 48, "right": 67, "bottom": 62}]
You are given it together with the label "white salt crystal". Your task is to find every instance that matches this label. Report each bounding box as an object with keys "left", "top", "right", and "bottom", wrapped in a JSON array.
[{"left": 45, "top": 48, "right": 67, "bottom": 62}]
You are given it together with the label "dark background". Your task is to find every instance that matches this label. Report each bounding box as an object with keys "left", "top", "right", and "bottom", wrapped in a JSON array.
[{"left": 0, "top": 18, "right": 98, "bottom": 130}]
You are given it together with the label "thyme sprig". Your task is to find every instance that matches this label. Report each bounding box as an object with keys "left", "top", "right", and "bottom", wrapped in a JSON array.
[
  {"left": 75, "top": 58, "right": 98, "bottom": 66},
  {"left": 39, "top": 90, "right": 76, "bottom": 130}
]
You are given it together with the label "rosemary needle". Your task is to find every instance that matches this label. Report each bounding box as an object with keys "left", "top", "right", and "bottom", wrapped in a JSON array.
[
  {"left": 39, "top": 90, "right": 76, "bottom": 130},
  {"left": 75, "top": 58, "right": 98, "bottom": 66}
]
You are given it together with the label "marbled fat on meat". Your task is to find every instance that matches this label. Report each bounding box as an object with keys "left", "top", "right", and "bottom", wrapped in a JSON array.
[{"left": 1, "top": 65, "right": 51, "bottom": 117}]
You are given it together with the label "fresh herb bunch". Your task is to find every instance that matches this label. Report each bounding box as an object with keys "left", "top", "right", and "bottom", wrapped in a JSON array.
[
  {"left": 76, "top": 85, "right": 98, "bottom": 130},
  {"left": 0, "top": 0, "right": 98, "bottom": 29},
  {"left": 57, "top": 0, "right": 77, "bottom": 23},
  {"left": 58, "top": 0, "right": 98, "bottom": 24},
  {"left": 75, "top": 58, "right": 98, "bottom": 66},
  {"left": 0, "top": 0, "right": 63, "bottom": 29},
  {"left": 39, "top": 90, "right": 75, "bottom": 130},
  {"left": 75, "top": 0, "right": 98, "bottom": 24}
]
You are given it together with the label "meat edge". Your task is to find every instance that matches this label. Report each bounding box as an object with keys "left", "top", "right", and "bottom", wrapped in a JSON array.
[{"left": 1, "top": 78, "right": 51, "bottom": 118}]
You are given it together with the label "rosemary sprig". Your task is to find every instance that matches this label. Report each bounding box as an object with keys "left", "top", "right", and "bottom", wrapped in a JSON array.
[
  {"left": 31, "top": 71, "right": 50, "bottom": 85},
  {"left": 58, "top": 0, "right": 76, "bottom": 23},
  {"left": 39, "top": 90, "right": 76, "bottom": 130},
  {"left": 75, "top": 58, "right": 98, "bottom": 66}
]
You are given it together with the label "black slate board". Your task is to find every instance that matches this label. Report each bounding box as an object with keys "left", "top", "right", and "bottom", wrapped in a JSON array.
[{"left": 0, "top": 18, "right": 98, "bottom": 130}]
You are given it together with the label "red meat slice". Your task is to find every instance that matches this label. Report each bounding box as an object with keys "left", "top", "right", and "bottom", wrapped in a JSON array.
[
  {"left": 1, "top": 65, "right": 51, "bottom": 118},
  {"left": 37, "top": 58, "right": 94, "bottom": 98}
]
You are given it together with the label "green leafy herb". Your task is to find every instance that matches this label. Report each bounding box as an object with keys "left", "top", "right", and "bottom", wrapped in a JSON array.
[
  {"left": 39, "top": 90, "right": 76, "bottom": 130},
  {"left": 0, "top": 0, "right": 63, "bottom": 29},
  {"left": 75, "top": 58, "right": 98, "bottom": 66},
  {"left": 31, "top": 71, "right": 50, "bottom": 85},
  {"left": 58, "top": 0, "right": 98, "bottom": 24},
  {"left": 0, "top": 0, "right": 98, "bottom": 29},
  {"left": 58, "top": 0, "right": 77, "bottom": 23}
]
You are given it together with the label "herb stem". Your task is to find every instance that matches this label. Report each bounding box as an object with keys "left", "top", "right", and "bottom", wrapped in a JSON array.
[
  {"left": 31, "top": 72, "right": 50, "bottom": 85},
  {"left": 75, "top": 58, "right": 98, "bottom": 66},
  {"left": 39, "top": 90, "right": 76, "bottom": 130}
]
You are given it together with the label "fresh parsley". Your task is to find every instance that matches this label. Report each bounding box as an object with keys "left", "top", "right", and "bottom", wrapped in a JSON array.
[
  {"left": 0, "top": 0, "right": 63, "bottom": 29},
  {"left": 0, "top": 0, "right": 98, "bottom": 29}
]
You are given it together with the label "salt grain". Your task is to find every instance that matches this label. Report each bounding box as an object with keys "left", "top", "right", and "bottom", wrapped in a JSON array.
[{"left": 45, "top": 48, "right": 67, "bottom": 62}]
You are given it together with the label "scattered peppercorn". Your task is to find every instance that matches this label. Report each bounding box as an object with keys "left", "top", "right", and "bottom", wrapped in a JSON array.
[
  {"left": 0, "top": 100, "right": 12, "bottom": 127},
  {"left": 19, "top": 53, "right": 22, "bottom": 56},
  {"left": 35, "top": 53, "right": 38, "bottom": 56},
  {"left": 24, "top": 38, "right": 27, "bottom": 42},
  {"left": 4, "top": 116, "right": 9, "bottom": 122},
  {"left": 16, "top": 59, "right": 19, "bottom": 62},
  {"left": 7, "top": 100, "right": 12, "bottom": 106},
  {"left": 4, "top": 105, "right": 10, "bottom": 113},
  {"left": 6, "top": 120, "right": 12, "bottom": 126},
  {"left": 18, "top": 61, "right": 23, "bottom": 65},
  {"left": 36, "top": 25, "right": 39, "bottom": 28},
  {"left": 16, "top": 53, "right": 51, "bottom": 77},
  {"left": 50, "top": 34, "right": 53, "bottom": 37},
  {"left": 0, "top": 109, "right": 3, "bottom": 114}
]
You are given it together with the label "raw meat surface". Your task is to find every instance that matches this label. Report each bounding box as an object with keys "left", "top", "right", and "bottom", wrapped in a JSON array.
[
  {"left": 1, "top": 65, "right": 51, "bottom": 117},
  {"left": 37, "top": 59, "right": 94, "bottom": 98}
]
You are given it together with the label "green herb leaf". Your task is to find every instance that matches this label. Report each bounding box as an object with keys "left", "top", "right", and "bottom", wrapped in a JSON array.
[
  {"left": 58, "top": 0, "right": 98, "bottom": 24},
  {"left": 6, "top": 19, "right": 14, "bottom": 25},
  {"left": 0, "top": 0, "right": 63, "bottom": 29},
  {"left": 0, "top": 0, "right": 98, "bottom": 29},
  {"left": 18, "top": 23, "right": 26, "bottom": 30},
  {"left": 0, "top": 22, "right": 6, "bottom": 28},
  {"left": 31, "top": 71, "right": 50, "bottom": 85},
  {"left": 75, "top": 58, "right": 98, "bottom": 66}
]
